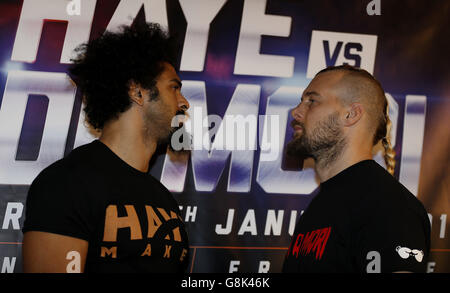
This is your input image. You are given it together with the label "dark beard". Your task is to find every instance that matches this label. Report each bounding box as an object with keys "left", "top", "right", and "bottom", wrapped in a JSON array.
[
  {"left": 286, "top": 112, "right": 346, "bottom": 168},
  {"left": 142, "top": 104, "right": 191, "bottom": 152}
]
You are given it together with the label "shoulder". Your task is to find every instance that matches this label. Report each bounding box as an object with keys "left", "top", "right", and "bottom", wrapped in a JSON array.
[
  {"left": 371, "top": 163, "right": 424, "bottom": 210},
  {"left": 34, "top": 141, "right": 98, "bottom": 179},
  {"left": 24, "top": 143, "right": 99, "bottom": 234},
  {"left": 30, "top": 158, "right": 72, "bottom": 192},
  {"left": 28, "top": 141, "right": 98, "bottom": 197},
  {"left": 23, "top": 144, "right": 99, "bottom": 238},
  {"left": 358, "top": 162, "right": 429, "bottom": 229}
]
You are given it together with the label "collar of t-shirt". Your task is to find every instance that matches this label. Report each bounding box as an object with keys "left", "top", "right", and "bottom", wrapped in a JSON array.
[
  {"left": 319, "top": 159, "right": 376, "bottom": 192},
  {"left": 93, "top": 139, "right": 150, "bottom": 176}
]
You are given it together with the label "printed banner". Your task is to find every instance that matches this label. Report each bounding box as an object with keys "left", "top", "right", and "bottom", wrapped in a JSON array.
[{"left": 0, "top": 0, "right": 448, "bottom": 273}]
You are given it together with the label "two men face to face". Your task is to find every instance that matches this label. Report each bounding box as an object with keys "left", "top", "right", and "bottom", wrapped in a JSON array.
[{"left": 145, "top": 67, "right": 360, "bottom": 159}]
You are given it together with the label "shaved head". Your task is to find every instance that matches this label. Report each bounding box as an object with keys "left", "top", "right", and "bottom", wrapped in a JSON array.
[
  {"left": 288, "top": 65, "right": 396, "bottom": 175},
  {"left": 316, "top": 65, "right": 388, "bottom": 145},
  {"left": 313, "top": 65, "right": 395, "bottom": 175}
]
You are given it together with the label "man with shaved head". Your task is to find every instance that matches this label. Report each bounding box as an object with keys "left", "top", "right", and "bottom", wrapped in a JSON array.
[{"left": 282, "top": 65, "right": 430, "bottom": 273}]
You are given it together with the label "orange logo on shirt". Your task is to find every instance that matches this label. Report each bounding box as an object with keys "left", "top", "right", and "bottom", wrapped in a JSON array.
[{"left": 100, "top": 204, "right": 187, "bottom": 261}]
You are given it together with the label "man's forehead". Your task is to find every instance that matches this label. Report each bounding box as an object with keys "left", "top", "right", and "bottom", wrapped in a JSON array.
[
  {"left": 302, "top": 72, "right": 344, "bottom": 99},
  {"left": 159, "top": 62, "right": 180, "bottom": 81},
  {"left": 313, "top": 70, "right": 345, "bottom": 85}
]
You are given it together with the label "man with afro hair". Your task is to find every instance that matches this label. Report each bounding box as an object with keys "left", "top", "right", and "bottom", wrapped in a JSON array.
[{"left": 22, "top": 22, "right": 190, "bottom": 273}]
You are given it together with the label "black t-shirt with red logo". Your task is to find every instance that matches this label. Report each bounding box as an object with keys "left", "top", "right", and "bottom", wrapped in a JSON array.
[
  {"left": 23, "top": 140, "right": 189, "bottom": 273},
  {"left": 282, "top": 160, "right": 430, "bottom": 273}
]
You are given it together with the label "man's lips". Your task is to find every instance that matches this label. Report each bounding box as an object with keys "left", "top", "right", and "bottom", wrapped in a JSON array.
[
  {"left": 290, "top": 120, "right": 304, "bottom": 133},
  {"left": 173, "top": 111, "right": 188, "bottom": 126}
]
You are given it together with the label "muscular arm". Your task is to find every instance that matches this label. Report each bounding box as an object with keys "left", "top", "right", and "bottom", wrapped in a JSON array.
[{"left": 22, "top": 231, "right": 88, "bottom": 273}]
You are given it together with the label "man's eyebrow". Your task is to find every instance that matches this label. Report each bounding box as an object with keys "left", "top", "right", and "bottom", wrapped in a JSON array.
[
  {"left": 170, "top": 79, "right": 182, "bottom": 87},
  {"left": 303, "top": 91, "right": 321, "bottom": 98},
  {"left": 300, "top": 91, "right": 322, "bottom": 102}
]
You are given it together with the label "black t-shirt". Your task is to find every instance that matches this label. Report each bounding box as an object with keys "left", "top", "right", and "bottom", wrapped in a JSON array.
[
  {"left": 282, "top": 160, "right": 430, "bottom": 273},
  {"left": 23, "top": 140, "right": 189, "bottom": 273}
]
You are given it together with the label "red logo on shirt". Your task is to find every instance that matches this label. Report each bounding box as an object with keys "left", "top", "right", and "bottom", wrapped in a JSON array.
[{"left": 287, "top": 227, "right": 332, "bottom": 260}]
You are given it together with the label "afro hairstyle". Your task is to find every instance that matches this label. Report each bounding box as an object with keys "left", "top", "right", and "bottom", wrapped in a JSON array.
[{"left": 69, "top": 22, "right": 178, "bottom": 130}]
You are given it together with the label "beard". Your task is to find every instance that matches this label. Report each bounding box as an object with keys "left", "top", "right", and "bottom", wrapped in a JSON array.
[
  {"left": 141, "top": 89, "right": 189, "bottom": 151},
  {"left": 286, "top": 111, "right": 346, "bottom": 166},
  {"left": 145, "top": 109, "right": 190, "bottom": 150}
]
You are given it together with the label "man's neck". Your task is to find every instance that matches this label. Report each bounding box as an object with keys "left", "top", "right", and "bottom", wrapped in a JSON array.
[
  {"left": 99, "top": 121, "right": 157, "bottom": 173},
  {"left": 314, "top": 145, "right": 373, "bottom": 183}
]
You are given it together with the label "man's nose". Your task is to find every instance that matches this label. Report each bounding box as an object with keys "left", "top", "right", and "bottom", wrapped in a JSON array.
[
  {"left": 291, "top": 103, "right": 306, "bottom": 122},
  {"left": 178, "top": 94, "right": 190, "bottom": 111}
]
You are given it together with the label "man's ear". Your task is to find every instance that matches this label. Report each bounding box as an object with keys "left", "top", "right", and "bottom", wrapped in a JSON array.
[
  {"left": 343, "top": 102, "right": 364, "bottom": 126},
  {"left": 128, "top": 80, "right": 144, "bottom": 106}
]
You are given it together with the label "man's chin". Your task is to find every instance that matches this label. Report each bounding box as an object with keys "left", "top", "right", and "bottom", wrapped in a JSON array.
[
  {"left": 286, "top": 138, "right": 313, "bottom": 158},
  {"left": 286, "top": 149, "right": 313, "bottom": 159},
  {"left": 292, "top": 131, "right": 303, "bottom": 139}
]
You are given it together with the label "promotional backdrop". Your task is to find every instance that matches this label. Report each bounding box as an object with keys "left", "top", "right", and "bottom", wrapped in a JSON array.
[{"left": 0, "top": 0, "right": 449, "bottom": 273}]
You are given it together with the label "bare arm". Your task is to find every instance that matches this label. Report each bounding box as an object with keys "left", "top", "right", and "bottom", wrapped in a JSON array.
[{"left": 22, "top": 231, "right": 88, "bottom": 273}]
